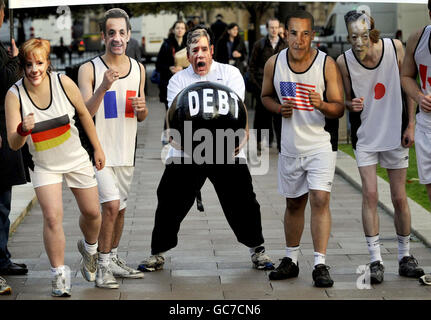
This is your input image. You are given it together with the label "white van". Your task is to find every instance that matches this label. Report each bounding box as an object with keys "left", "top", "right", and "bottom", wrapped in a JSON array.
[
  {"left": 130, "top": 12, "right": 178, "bottom": 56},
  {"left": 314, "top": 2, "right": 429, "bottom": 58}
]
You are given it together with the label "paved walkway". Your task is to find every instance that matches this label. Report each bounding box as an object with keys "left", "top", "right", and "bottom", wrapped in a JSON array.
[{"left": 2, "top": 78, "right": 431, "bottom": 300}]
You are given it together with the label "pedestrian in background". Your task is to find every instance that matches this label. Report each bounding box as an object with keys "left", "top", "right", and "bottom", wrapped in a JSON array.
[
  {"left": 5, "top": 37, "right": 106, "bottom": 297},
  {"left": 249, "top": 17, "right": 287, "bottom": 152},
  {"left": 211, "top": 13, "right": 227, "bottom": 45},
  {"left": 215, "top": 22, "right": 247, "bottom": 75},
  {"left": 0, "top": 0, "right": 29, "bottom": 296},
  {"left": 156, "top": 20, "right": 188, "bottom": 144}
]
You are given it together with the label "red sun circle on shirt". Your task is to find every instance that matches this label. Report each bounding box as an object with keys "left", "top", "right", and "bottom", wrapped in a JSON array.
[{"left": 374, "top": 83, "right": 386, "bottom": 100}]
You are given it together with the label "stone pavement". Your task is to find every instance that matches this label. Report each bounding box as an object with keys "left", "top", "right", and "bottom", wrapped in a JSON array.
[{"left": 2, "top": 79, "right": 431, "bottom": 300}]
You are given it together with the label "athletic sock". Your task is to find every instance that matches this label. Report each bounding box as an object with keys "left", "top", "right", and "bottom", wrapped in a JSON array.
[
  {"left": 98, "top": 252, "right": 111, "bottom": 267},
  {"left": 50, "top": 265, "right": 67, "bottom": 276},
  {"left": 366, "top": 235, "right": 383, "bottom": 263},
  {"left": 314, "top": 252, "right": 326, "bottom": 267},
  {"left": 397, "top": 234, "right": 410, "bottom": 262},
  {"left": 84, "top": 240, "right": 98, "bottom": 256},
  {"left": 110, "top": 247, "right": 118, "bottom": 259},
  {"left": 249, "top": 246, "right": 264, "bottom": 256},
  {"left": 285, "top": 246, "right": 300, "bottom": 265}
]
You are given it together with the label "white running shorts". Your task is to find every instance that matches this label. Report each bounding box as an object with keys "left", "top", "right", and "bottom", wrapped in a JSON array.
[
  {"left": 415, "top": 127, "right": 431, "bottom": 184},
  {"left": 278, "top": 151, "right": 337, "bottom": 198},
  {"left": 354, "top": 145, "right": 409, "bottom": 169},
  {"left": 30, "top": 165, "right": 97, "bottom": 189},
  {"left": 95, "top": 166, "right": 135, "bottom": 210}
]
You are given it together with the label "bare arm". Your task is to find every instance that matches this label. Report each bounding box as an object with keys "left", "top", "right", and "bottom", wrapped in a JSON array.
[
  {"left": 394, "top": 38, "right": 416, "bottom": 147},
  {"left": 5, "top": 90, "right": 31, "bottom": 151},
  {"left": 61, "top": 74, "right": 105, "bottom": 170},
  {"left": 78, "top": 61, "right": 119, "bottom": 117},
  {"left": 261, "top": 55, "right": 293, "bottom": 119},
  {"left": 131, "top": 62, "right": 149, "bottom": 122},
  {"left": 336, "top": 54, "right": 364, "bottom": 112},
  {"left": 316, "top": 56, "right": 345, "bottom": 119}
]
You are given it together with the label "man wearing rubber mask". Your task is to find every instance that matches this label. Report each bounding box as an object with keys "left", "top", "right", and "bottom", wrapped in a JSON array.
[
  {"left": 336, "top": 10, "right": 423, "bottom": 285},
  {"left": 138, "top": 26, "right": 275, "bottom": 273}
]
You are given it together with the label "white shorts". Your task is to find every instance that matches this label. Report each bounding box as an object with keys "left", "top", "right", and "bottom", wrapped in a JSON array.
[
  {"left": 354, "top": 145, "right": 409, "bottom": 169},
  {"left": 415, "top": 127, "right": 431, "bottom": 184},
  {"left": 95, "top": 166, "right": 134, "bottom": 210},
  {"left": 278, "top": 152, "right": 337, "bottom": 198},
  {"left": 30, "top": 165, "right": 97, "bottom": 189}
]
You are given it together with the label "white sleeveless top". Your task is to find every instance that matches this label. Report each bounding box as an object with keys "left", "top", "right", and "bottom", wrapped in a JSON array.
[
  {"left": 11, "top": 72, "right": 91, "bottom": 173},
  {"left": 274, "top": 48, "right": 332, "bottom": 157},
  {"left": 414, "top": 25, "right": 431, "bottom": 130},
  {"left": 344, "top": 38, "right": 402, "bottom": 152},
  {"left": 91, "top": 56, "right": 141, "bottom": 166}
]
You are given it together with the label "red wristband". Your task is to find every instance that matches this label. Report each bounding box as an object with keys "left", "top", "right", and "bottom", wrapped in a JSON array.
[{"left": 17, "top": 122, "right": 32, "bottom": 136}]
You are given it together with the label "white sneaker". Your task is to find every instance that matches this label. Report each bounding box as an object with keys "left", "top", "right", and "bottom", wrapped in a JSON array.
[
  {"left": 95, "top": 263, "right": 119, "bottom": 289},
  {"left": 110, "top": 256, "right": 144, "bottom": 279},
  {"left": 77, "top": 239, "right": 97, "bottom": 282},
  {"left": 51, "top": 266, "right": 71, "bottom": 297}
]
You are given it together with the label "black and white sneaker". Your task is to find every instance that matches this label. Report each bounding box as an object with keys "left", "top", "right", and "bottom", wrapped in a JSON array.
[
  {"left": 268, "top": 257, "right": 299, "bottom": 280},
  {"left": 251, "top": 246, "right": 275, "bottom": 270},
  {"left": 369, "top": 260, "right": 385, "bottom": 284},
  {"left": 399, "top": 255, "right": 425, "bottom": 278},
  {"left": 312, "top": 264, "right": 334, "bottom": 288}
]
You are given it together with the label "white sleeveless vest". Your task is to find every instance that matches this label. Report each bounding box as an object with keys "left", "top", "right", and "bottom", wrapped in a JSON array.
[
  {"left": 14, "top": 72, "right": 90, "bottom": 173},
  {"left": 345, "top": 38, "right": 402, "bottom": 152},
  {"left": 274, "top": 48, "right": 332, "bottom": 157},
  {"left": 91, "top": 56, "right": 141, "bottom": 166},
  {"left": 414, "top": 25, "right": 431, "bottom": 130}
]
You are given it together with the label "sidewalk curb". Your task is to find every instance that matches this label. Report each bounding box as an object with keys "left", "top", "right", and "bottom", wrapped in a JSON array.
[
  {"left": 9, "top": 183, "right": 37, "bottom": 236},
  {"left": 336, "top": 150, "right": 431, "bottom": 248}
]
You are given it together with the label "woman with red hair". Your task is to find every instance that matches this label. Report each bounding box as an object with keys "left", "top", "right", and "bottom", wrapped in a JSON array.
[{"left": 5, "top": 38, "right": 105, "bottom": 297}]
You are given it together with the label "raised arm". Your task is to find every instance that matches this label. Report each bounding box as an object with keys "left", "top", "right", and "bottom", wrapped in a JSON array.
[
  {"left": 78, "top": 61, "right": 119, "bottom": 117},
  {"left": 5, "top": 90, "right": 33, "bottom": 151},
  {"left": 61, "top": 74, "right": 105, "bottom": 170}
]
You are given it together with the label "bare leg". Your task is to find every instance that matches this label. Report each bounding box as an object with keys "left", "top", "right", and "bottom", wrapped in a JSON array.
[
  {"left": 387, "top": 168, "right": 410, "bottom": 236},
  {"left": 71, "top": 186, "right": 101, "bottom": 244},
  {"left": 98, "top": 200, "right": 120, "bottom": 253},
  {"left": 358, "top": 165, "right": 379, "bottom": 236},
  {"left": 309, "top": 190, "right": 331, "bottom": 254},
  {"left": 284, "top": 193, "right": 308, "bottom": 247},
  {"left": 35, "top": 183, "right": 64, "bottom": 268}
]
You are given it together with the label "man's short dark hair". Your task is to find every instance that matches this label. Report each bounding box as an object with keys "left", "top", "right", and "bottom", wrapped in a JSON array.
[
  {"left": 428, "top": 0, "right": 431, "bottom": 11},
  {"left": 100, "top": 8, "right": 131, "bottom": 35},
  {"left": 266, "top": 17, "right": 279, "bottom": 28},
  {"left": 285, "top": 10, "right": 315, "bottom": 30}
]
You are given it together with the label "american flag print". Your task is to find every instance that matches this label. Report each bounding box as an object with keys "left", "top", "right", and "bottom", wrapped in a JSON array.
[{"left": 280, "top": 81, "right": 316, "bottom": 111}]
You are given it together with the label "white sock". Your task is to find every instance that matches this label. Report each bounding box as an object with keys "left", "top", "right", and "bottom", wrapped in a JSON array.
[
  {"left": 314, "top": 252, "right": 326, "bottom": 267},
  {"left": 249, "top": 246, "right": 264, "bottom": 256},
  {"left": 98, "top": 252, "right": 111, "bottom": 267},
  {"left": 397, "top": 234, "right": 410, "bottom": 262},
  {"left": 110, "top": 247, "right": 118, "bottom": 259},
  {"left": 286, "top": 246, "right": 300, "bottom": 265},
  {"left": 366, "top": 235, "right": 383, "bottom": 263},
  {"left": 84, "top": 240, "right": 98, "bottom": 256},
  {"left": 50, "top": 265, "right": 66, "bottom": 276}
]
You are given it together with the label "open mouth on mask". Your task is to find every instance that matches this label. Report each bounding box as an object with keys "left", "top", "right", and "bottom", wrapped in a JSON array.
[{"left": 197, "top": 62, "right": 206, "bottom": 67}]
